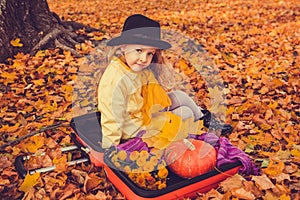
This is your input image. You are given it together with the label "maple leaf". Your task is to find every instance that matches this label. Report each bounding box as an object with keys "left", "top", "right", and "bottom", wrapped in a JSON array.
[
  {"left": 219, "top": 174, "right": 245, "bottom": 192},
  {"left": 52, "top": 155, "right": 68, "bottom": 172},
  {"left": 19, "top": 173, "right": 40, "bottom": 192},
  {"left": 25, "top": 135, "right": 45, "bottom": 153},
  {"left": 35, "top": 50, "right": 46, "bottom": 57},
  {"left": 32, "top": 79, "right": 45, "bottom": 86},
  {"left": 10, "top": 38, "right": 23, "bottom": 47},
  {"left": 1, "top": 72, "right": 18, "bottom": 81},
  {"left": 208, "top": 85, "right": 225, "bottom": 104}
]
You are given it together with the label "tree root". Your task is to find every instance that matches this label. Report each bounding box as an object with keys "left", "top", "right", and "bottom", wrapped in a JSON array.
[
  {"left": 54, "top": 39, "right": 82, "bottom": 57},
  {"left": 30, "top": 25, "right": 85, "bottom": 58},
  {"left": 31, "top": 27, "right": 63, "bottom": 55}
]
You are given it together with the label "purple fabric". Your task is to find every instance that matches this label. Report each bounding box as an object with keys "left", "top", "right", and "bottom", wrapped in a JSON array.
[
  {"left": 117, "top": 137, "right": 149, "bottom": 152},
  {"left": 117, "top": 130, "right": 149, "bottom": 152},
  {"left": 116, "top": 130, "right": 259, "bottom": 175},
  {"left": 189, "top": 132, "right": 259, "bottom": 175}
]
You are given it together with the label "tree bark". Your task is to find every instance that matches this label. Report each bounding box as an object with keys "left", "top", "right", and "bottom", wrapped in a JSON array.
[{"left": 0, "top": 0, "right": 98, "bottom": 63}]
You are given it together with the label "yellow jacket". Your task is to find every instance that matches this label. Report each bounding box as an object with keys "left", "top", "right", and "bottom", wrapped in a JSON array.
[{"left": 98, "top": 57, "right": 194, "bottom": 149}]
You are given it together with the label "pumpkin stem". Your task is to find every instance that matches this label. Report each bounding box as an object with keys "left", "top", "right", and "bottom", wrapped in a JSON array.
[{"left": 183, "top": 139, "right": 195, "bottom": 151}]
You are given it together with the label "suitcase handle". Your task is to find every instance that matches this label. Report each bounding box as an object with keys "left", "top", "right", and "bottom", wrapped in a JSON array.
[
  {"left": 14, "top": 155, "right": 28, "bottom": 179},
  {"left": 70, "top": 133, "right": 91, "bottom": 158},
  {"left": 14, "top": 145, "right": 89, "bottom": 178}
]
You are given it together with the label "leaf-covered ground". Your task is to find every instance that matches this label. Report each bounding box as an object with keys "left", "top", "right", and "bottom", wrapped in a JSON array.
[{"left": 0, "top": 0, "right": 299, "bottom": 199}]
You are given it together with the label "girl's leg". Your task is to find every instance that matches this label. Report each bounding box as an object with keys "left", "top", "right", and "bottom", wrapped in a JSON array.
[
  {"left": 168, "top": 91, "right": 233, "bottom": 135},
  {"left": 168, "top": 90, "right": 204, "bottom": 120},
  {"left": 170, "top": 106, "right": 194, "bottom": 120}
]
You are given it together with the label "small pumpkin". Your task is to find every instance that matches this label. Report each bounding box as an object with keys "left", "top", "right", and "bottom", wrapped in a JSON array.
[{"left": 164, "top": 138, "right": 217, "bottom": 179}]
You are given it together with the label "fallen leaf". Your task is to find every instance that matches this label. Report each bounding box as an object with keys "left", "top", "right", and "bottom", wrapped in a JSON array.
[
  {"left": 243, "top": 180, "right": 264, "bottom": 197},
  {"left": 263, "top": 190, "right": 281, "bottom": 200},
  {"left": 71, "top": 169, "right": 88, "bottom": 185},
  {"left": 19, "top": 173, "right": 40, "bottom": 192},
  {"left": 52, "top": 155, "right": 68, "bottom": 172},
  {"left": 264, "top": 159, "right": 285, "bottom": 176},
  {"left": 291, "top": 149, "right": 300, "bottom": 158},
  {"left": 199, "top": 189, "right": 223, "bottom": 200},
  {"left": 86, "top": 190, "right": 111, "bottom": 200},
  {"left": 252, "top": 174, "right": 275, "bottom": 190},
  {"left": 10, "top": 38, "right": 23, "bottom": 47},
  {"left": 284, "top": 163, "right": 298, "bottom": 174},
  {"left": 273, "top": 173, "right": 291, "bottom": 183},
  {"left": 25, "top": 135, "right": 45, "bottom": 153},
  {"left": 55, "top": 183, "right": 79, "bottom": 200},
  {"left": 231, "top": 187, "right": 256, "bottom": 200},
  {"left": 0, "top": 156, "right": 12, "bottom": 169},
  {"left": 35, "top": 50, "right": 46, "bottom": 57},
  {"left": 83, "top": 173, "right": 105, "bottom": 193},
  {"left": 219, "top": 174, "right": 245, "bottom": 192}
]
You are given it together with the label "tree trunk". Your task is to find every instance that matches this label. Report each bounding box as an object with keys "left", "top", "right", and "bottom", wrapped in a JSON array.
[{"left": 0, "top": 0, "right": 98, "bottom": 63}]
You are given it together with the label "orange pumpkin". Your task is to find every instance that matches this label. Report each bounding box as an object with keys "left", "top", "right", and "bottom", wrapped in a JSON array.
[{"left": 164, "top": 138, "right": 217, "bottom": 179}]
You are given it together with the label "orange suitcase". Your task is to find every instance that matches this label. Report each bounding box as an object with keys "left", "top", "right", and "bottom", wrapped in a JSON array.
[{"left": 70, "top": 112, "right": 242, "bottom": 200}]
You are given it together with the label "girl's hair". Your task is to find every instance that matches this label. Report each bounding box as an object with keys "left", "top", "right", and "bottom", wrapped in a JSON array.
[{"left": 149, "top": 50, "right": 176, "bottom": 91}]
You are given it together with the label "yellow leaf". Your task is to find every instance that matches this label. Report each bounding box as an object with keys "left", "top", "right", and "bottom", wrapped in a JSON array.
[
  {"left": 53, "top": 155, "right": 68, "bottom": 172},
  {"left": 80, "top": 99, "right": 91, "bottom": 107},
  {"left": 1, "top": 72, "right": 18, "bottom": 81},
  {"left": 61, "top": 85, "right": 73, "bottom": 94},
  {"left": 80, "top": 43, "right": 89, "bottom": 51},
  {"left": 32, "top": 79, "right": 45, "bottom": 86},
  {"left": 291, "top": 149, "right": 300, "bottom": 158},
  {"left": 226, "top": 106, "right": 235, "bottom": 115},
  {"left": 260, "top": 123, "right": 272, "bottom": 131},
  {"left": 10, "top": 38, "right": 23, "bottom": 47},
  {"left": 13, "top": 60, "right": 26, "bottom": 70},
  {"left": 208, "top": 86, "right": 225, "bottom": 104},
  {"left": 264, "top": 159, "right": 285, "bottom": 176},
  {"left": 26, "top": 135, "right": 45, "bottom": 153},
  {"left": 209, "top": 103, "right": 227, "bottom": 116},
  {"left": 268, "top": 101, "right": 278, "bottom": 110},
  {"left": 0, "top": 123, "right": 20, "bottom": 132},
  {"left": 280, "top": 194, "right": 291, "bottom": 200},
  {"left": 259, "top": 86, "right": 269, "bottom": 94},
  {"left": 19, "top": 172, "right": 40, "bottom": 192},
  {"left": 273, "top": 78, "right": 285, "bottom": 88},
  {"left": 35, "top": 50, "right": 46, "bottom": 57},
  {"left": 179, "top": 59, "right": 194, "bottom": 75}
]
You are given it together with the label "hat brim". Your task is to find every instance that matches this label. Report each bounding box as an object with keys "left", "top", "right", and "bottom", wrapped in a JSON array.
[{"left": 107, "top": 35, "right": 171, "bottom": 50}]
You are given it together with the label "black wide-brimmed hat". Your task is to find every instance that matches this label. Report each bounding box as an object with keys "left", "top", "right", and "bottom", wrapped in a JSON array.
[{"left": 107, "top": 14, "right": 171, "bottom": 49}]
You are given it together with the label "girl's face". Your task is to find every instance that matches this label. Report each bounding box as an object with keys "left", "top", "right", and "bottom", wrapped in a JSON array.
[{"left": 122, "top": 44, "right": 157, "bottom": 72}]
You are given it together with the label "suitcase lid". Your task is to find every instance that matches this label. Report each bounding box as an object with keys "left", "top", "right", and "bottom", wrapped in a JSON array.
[{"left": 70, "top": 112, "right": 104, "bottom": 152}]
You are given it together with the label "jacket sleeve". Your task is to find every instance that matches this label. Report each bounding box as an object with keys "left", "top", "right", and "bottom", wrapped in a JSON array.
[{"left": 97, "top": 72, "right": 129, "bottom": 149}]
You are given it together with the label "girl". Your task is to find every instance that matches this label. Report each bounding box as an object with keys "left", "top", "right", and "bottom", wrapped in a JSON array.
[{"left": 97, "top": 14, "right": 230, "bottom": 149}]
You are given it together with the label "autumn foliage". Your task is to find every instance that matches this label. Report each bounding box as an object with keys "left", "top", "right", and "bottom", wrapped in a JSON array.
[{"left": 0, "top": 0, "right": 299, "bottom": 199}]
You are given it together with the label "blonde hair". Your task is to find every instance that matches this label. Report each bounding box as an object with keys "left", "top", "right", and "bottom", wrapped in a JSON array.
[{"left": 149, "top": 50, "right": 176, "bottom": 91}]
